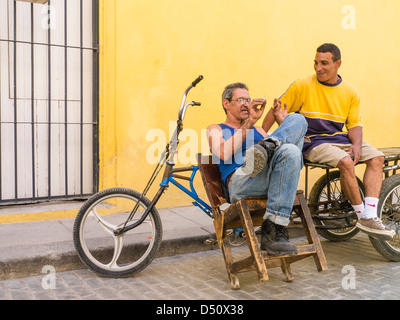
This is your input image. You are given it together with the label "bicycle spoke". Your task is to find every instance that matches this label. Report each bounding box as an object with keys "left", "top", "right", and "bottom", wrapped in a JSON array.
[
  {"left": 88, "top": 207, "right": 116, "bottom": 235},
  {"left": 88, "top": 209, "right": 126, "bottom": 269},
  {"left": 107, "top": 235, "right": 124, "bottom": 269}
]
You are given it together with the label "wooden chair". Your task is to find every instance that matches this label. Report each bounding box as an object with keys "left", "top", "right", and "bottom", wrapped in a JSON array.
[{"left": 197, "top": 154, "right": 327, "bottom": 290}]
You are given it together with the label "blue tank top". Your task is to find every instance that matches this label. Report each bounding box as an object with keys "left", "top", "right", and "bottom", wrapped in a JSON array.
[{"left": 214, "top": 124, "right": 265, "bottom": 183}]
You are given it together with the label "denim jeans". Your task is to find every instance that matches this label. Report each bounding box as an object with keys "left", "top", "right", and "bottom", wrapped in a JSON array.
[{"left": 228, "top": 113, "right": 308, "bottom": 226}]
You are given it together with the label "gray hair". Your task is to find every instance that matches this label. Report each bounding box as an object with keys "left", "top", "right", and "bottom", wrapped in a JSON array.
[{"left": 221, "top": 82, "right": 248, "bottom": 114}]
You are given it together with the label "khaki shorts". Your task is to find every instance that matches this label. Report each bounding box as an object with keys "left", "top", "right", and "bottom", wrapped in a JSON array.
[{"left": 305, "top": 142, "right": 384, "bottom": 168}]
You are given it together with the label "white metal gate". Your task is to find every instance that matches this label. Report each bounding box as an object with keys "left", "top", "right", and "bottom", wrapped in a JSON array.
[{"left": 0, "top": 0, "right": 99, "bottom": 204}]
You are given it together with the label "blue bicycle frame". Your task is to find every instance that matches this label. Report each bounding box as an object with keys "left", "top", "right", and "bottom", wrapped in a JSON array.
[
  {"left": 160, "top": 165, "right": 213, "bottom": 218},
  {"left": 160, "top": 165, "right": 244, "bottom": 238}
]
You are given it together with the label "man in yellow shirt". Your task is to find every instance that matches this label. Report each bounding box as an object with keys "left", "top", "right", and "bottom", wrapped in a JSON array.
[{"left": 262, "top": 43, "right": 394, "bottom": 240}]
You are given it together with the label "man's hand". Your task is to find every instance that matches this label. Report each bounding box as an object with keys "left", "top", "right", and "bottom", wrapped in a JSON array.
[
  {"left": 347, "top": 144, "right": 361, "bottom": 164},
  {"left": 272, "top": 98, "right": 287, "bottom": 125},
  {"left": 248, "top": 98, "right": 266, "bottom": 126}
]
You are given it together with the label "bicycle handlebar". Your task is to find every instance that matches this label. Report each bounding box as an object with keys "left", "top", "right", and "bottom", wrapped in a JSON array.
[
  {"left": 178, "top": 75, "right": 204, "bottom": 121},
  {"left": 191, "top": 75, "right": 204, "bottom": 87}
]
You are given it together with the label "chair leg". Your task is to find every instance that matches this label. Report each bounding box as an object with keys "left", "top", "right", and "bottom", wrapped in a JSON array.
[
  {"left": 220, "top": 237, "right": 240, "bottom": 290},
  {"left": 296, "top": 193, "right": 328, "bottom": 271},
  {"left": 281, "top": 259, "right": 294, "bottom": 282},
  {"left": 238, "top": 201, "right": 269, "bottom": 282}
]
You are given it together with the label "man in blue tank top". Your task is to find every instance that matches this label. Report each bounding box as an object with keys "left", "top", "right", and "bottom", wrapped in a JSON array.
[{"left": 207, "top": 82, "right": 308, "bottom": 255}]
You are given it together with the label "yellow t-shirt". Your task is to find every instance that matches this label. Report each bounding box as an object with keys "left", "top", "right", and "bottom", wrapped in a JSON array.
[{"left": 280, "top": 74, "right": 362, "bottom": 155}]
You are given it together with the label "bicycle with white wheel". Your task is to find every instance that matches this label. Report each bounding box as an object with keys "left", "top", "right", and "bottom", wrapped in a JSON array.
[{"left": 73, "top": 76, "right": 209, "bottom": 277}]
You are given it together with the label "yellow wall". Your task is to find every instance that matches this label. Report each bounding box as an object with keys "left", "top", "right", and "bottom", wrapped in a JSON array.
[{"left": 99, "top": 0, "right": 400, "bottom": 208}]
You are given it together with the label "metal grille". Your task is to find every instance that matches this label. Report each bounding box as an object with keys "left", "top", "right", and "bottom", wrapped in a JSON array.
[{"left": 0, "top": 0, "right": 99, "bottom": 204}]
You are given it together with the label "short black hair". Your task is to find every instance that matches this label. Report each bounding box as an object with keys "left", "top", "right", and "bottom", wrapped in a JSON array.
[{"left": 317, "top": 43, "right": 341, "bottom": 62}]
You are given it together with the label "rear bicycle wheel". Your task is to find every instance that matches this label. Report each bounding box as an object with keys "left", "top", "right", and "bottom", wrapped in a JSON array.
[
  {"left": 309, "top": 170, "right": 364, "bottom": 241},
  {"left": 369, "top": 174, "right": 400, "bottom": 261},
  {"left": 73, "top": 187, "right": 162, "bottom": 277}
]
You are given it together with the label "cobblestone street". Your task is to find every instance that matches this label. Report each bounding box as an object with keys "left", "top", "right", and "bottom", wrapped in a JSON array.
[{"left": 1, "top": 233, "right": 400, "bottom": 301}]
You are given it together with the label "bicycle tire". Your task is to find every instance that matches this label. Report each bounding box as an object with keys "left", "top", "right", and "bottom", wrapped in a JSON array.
[
  {"left": 73, "top": 187, "right": 162, "bottom": 278},
  {"left": 309, "top": 170, "right": 364, "bottom": 242},
  {"left": 369, "top": 174, "right": 400, "bottom": 261}
]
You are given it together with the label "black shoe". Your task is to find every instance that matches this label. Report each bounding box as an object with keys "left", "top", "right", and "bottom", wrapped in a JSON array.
[
  {"left": 258, "top": 138, "right": 278, "bottom": 161},
  {"left": 260, "top": 219, "right": 298, "bottom": 256}
]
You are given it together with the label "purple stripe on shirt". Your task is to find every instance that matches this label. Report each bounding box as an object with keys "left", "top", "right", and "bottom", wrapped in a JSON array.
[{"left": 303, "top": 117, "right": 351, "bottom": 155}]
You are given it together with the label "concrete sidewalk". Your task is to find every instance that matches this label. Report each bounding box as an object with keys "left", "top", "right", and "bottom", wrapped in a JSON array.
[
  {"left": 0, "top": 202, "right": 221, "bottom": 280},
  {"left": 0, "top": 201, "right": 309, "bottom": 281}
]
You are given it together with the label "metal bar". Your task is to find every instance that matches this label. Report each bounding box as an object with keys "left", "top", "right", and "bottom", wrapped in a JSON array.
[
  {"left": 64, "top": 0, "right": 68, "bottom": 197},
  {"left": 326, "top": 168, "right": 331, "bottom": 202},
  {"left": 47, "top": 0, "right": 51, "bottom": 200},
  {"left": 0, "top": 5, "right": 4, "bottom": 202},
  {"left": 171, "top": 174, "right": 191, "bottom": 181},
  {"left": 0, "top": 72, "right": 1, "bottom": 201},
  {"left": 384, "top": 160, "right": 389, "bottom": 179},
  {"left": 0, "top": 193, "right": 93, "bottom": 206},
  {"left": 13, "top": 0, "right": 18, "bottom": 201},
  {"left": 92, "top": 0, "right": 100, "bottom": 194},
  {"left": 305, "top": 165, "right": 309, "bottom": 200},
  {"left": 172, "top": 167, "right": 194, "bottom": 173},
  {"left": 80, "top": 0, "right": 83, "bottom": 195},
  {"left": 115, "top": 186, "right": 168, "bottom": 236},
  {"left": 0, "top": 121, "right": 97, "bottom": 125},
  {"left": 0, "top": 38, "right": 97, "bottom": 51},
  {"left": 31, "top": 2, "right": 35, "bottom": 201},
  {"left": 383, "top": 164, "right": 400, "bottom": 173}
]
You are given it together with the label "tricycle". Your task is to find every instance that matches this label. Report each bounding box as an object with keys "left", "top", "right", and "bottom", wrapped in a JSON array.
[{"left": 72, "top": 76, "right": 400, "bottom": 278}]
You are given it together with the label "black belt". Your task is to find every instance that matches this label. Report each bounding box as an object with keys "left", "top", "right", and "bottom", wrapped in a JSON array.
[{"left": 225, "top": 171, "right": 234, "bottom": 188}]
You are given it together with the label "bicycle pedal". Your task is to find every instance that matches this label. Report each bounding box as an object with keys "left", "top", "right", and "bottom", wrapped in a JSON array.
[{"left": 205, "top": 238, "right": 218, "bottom": 245}]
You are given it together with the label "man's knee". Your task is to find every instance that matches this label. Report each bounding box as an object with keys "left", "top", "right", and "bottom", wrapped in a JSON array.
[
  {"left": 278, "top": 144, "right": 302, "bottom": 163},
  {"left": 366, "top": 155, "right": 384, "bottom": 168},
  {"left": 337, "top": 156, "right": 355, "bottom": 172},
  {"left": 286, "top": 113, "right": 307, "bottom": 128}
]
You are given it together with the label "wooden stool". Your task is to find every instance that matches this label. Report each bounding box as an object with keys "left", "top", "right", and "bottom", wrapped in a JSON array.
[{"left": 197, "top": 154, "right": 327, "bottom": 290}]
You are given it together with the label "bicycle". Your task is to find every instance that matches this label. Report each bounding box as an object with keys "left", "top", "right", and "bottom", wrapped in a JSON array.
[{"left": 73, "top": 76, "right": 246, "bottom": 278}]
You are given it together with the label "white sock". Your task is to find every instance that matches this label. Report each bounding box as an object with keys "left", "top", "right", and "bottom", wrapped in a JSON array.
[
  {"left": 363, "top": 197, "right": 379, "bottom": 219},
  {"left": 352, "top": 203, "right": 364, "bottom": 219}
]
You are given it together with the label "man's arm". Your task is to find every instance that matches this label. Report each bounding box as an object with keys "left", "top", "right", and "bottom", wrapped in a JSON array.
[
  {"left": 262, "top": 99, "right": 288, "bottom": 133},
  {"left": 347, "top": 126, "right": 363, "bottom": 164},
  {"left": 207, "top": 123, "right": 251, "bottom": 161},
  {"left": 207, "top": 99, "right": 266, "bottom": 161},
  {"left": 262, "top": 108, "right": 275, "bottom": 133}
]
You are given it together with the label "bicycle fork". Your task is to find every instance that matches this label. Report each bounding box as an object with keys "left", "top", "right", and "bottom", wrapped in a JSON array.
[{"left": 113, "top": 164, "right": 174, "bottom": 236}]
